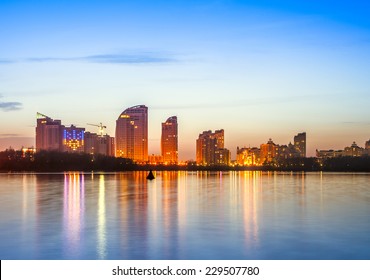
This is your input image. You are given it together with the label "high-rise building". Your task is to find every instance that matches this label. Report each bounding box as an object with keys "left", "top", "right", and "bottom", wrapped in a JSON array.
[
  {"left": 260, "top": 138, "right": 278, "bottom": 163},
  {"left": 214, "top": 148, "right": 231, "bottom": 165},
  {"left": 161, "top": 116, "right": 178, "bottom": 164},
  {"left": 196, "top": 129, "right": 228, "bottom": 165},
  {"left": 36, "top": 112, "right": 64, "bottom": 152},
  {"left": 85, "top": 132, "right": 115, "bottom": 156},
  {"left": 62, "top": 125, "right": 85, "bottom": 152},
  {"left": 364, "top": 140, "right": 370, "bottom": 156},
  {"left": 115, "top": 105, "right": 148, "bottom": 162},
  {"left": 294, "top": 132, "right": 306, "bottom": 157}
]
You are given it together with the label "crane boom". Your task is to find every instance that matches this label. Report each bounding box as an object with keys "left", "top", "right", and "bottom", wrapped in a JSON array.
[{"left": 87, "top": 122, "right": 107, "bottom": 136}]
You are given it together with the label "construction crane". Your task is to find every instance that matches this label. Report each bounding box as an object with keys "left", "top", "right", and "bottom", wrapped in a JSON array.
[{"left": 87, "top": 123, "right": 107, "bottom": 136}]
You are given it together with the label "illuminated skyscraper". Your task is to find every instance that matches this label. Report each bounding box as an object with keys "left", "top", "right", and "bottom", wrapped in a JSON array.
[
  {"left": 260, "top": 138, "right": 278, "bottom": 163},
  {"left": 161, "top": 116, "right": 178, "bottom": 164},
  {"left": 115, "top": 105, "right": 148, "bottom": 162},
  {"left": 294, "top": 132, "right": 306, "bottom": 157},
  {"left": 196, "top": 129, "right": 229, "bottom": 165},
  {"left": 36, "top": 112, "right": 64, "bottom": 151},
  {"left": 62, "top": 125, "right": 85, "bottom": 152}
]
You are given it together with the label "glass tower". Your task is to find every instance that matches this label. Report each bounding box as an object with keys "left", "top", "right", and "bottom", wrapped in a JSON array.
[
  {"left": 161, "top": 116, "right": 178, "bottom": 164},
  {"left": 115, "top": 105, "right": 148, "bottom": 162}
]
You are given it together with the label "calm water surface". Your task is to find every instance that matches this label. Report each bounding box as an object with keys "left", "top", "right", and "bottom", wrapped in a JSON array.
[{"left": 0, "top": 171, "right": 369, "bottom": 260}]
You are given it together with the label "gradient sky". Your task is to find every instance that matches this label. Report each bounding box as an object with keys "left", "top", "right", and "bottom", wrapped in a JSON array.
[{"left": 1, "top": 0, "right": 369, "bottom": 160}]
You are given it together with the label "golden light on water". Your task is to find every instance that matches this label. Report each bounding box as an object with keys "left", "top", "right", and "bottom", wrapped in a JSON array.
[{"left": 63, "top": 173, "right": 84, "bottom": 257}]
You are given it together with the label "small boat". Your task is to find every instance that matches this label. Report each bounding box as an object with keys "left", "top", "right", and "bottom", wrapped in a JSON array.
[{"left": 146, "top": 170, "right": 155, "bottom": 180}]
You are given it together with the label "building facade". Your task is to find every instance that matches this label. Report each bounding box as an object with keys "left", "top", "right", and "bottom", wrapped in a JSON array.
[
  {"left": 236, "top": 147, "right": 261, "bottom": 166},
  {"left": 260, "top": 138, "right": 278, "bottom": 163},
  {"left": 365, "top": 140, "right": 370, "bottom": 150},
  {"left": 294, "top": 132, "right": 306, "bottom": 157},
  {"left": 316, "top": 141, "right": 368, "bottom": 158},
  {"left": 62, "top": 125, "right": 85, "bottom": 153},
  {"left": 196, "top": 129, "right": 229, "bottom": 165},
  {"left": 214, "top": 148, "right": 231, "bottom": 165},
  {"left": 36, "top": 113, "right": 64, "bottom": 152},
  {"left": 343, "top": 142, "right": 364, "bottom": 157},
  {"left": 148, "top": 154, "right": 163, "bottom": 164},
  {"left": 161, "top": 116, "right": 178, "bottom": 164},
  {"left": 365, "top": 140, "right": 370, "bottom": 156},
  {"left": 85, "top": 132, "right": 115, "bottom": 156},
  {"left": 115, "top": 105, "right": 148, "bottom": 162}
]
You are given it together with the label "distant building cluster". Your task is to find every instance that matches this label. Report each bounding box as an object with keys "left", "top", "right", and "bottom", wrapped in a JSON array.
[
  {"left": 236, "top": 133, "right": 307, "bottom": 166},
  {"left": 316, "top": 140, "right": 370, "bottom": 159},
  {"left": 114, "top": 105, "right": 178, "bottom": 164},
  {"left": 36, "top": 112, "right": 114, "bottom": 156},
  {"left": 196, "top": 129, "right": 230, "bottom": 166},
  {"left": 36, "top": 106, "right": 179, "bottom": 164}
]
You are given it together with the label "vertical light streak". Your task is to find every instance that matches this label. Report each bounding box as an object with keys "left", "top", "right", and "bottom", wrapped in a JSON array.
[
  {"left": 63, "top": 173, "right": 84, "bottom": 258},
  {"left": 97, "top": 174, "right": 107, "bottom": 259},
  {"left": 22, "top": 174, "right": 29, "bottom": 222},
  {"left": 243, "top": 171, "right": 260, "bottom": 246},
  {"left": 177, "top": 171, "right": 188, "bottom": 258},
  {"left": 319, "top": 171, "right": 324, "bottom": 216}
]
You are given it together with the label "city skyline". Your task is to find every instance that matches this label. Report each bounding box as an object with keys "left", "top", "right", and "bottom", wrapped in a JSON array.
[
  {"left": 4, "top": 105, "right": 370, "bottom": 162},
  {"left": 33, "top": 107, "right": 369, "bottom": 164},
  {"left": 1, "top": 1, "right": 370, "bottom": 160}
]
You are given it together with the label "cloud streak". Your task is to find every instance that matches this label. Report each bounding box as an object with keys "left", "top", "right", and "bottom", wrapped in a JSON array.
[
  {"left": 342, "top": 121, "right": 370, "bottom": 126},
  {"left": 25, "top": 51, "right": 177, "bottom": 64},
  {"left": 0, "top": 102, "right": 22, "bottom": 111},
  {"left": 0, "top": 134, "right": 21, "bottom": 137},
  {"left": 0, "top": 59, "right": 14, "bottom": 64},
  {"left": 0, "top": 96, "right": 23, "bottom": 111},
  {"left": 84, "top": 53, "right": 175, "bottom": 64}
]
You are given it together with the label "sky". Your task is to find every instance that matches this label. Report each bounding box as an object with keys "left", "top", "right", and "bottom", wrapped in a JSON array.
[{"left": 0, "top": 0, "right": 369, "bottom": 160}]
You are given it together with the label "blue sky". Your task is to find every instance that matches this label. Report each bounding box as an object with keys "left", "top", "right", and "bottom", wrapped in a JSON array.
[{"left": 1, "top": 0, "right": 369, "bottom": 159}]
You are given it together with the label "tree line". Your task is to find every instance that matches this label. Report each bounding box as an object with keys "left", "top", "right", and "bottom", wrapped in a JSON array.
[{"left": 0, "top": 149, "right": 369, "bottom": 172}]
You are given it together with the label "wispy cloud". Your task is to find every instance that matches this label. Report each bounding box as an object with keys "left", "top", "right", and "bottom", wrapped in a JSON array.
[
  {"left": 342, "top": 121, "right": 370, "bottom": 125},
  {"left": 0, "top": 95, "right": 23, "bottom": 111},
  {"left": 0, "top": 59, "right": 15, "bottom": 64},
  {"left": 84, "top": 53, "right": 175, "bottom": 64},
  {"left": 25, "top": 51, "right": 177, "bottom": 64},
  {"left": 0, "top": 101, "right": 22, "bottom": 111},
  {"left": 0, "top": 134, "right": 20, "bottom": 137}
]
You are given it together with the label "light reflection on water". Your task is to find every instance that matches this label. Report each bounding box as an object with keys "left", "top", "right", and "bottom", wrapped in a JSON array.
[
  {"left": 63, "top": 173, "right": 84, "bottom": 258},
  {"left": 0, "top": 171, "right": 369, "bottom": 260},
  {"left": 97, "top": 175, "right": 106, "bottom": 259}
]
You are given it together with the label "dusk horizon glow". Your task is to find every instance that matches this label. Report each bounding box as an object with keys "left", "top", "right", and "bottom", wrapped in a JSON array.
[{"left": 1, "top": 0, "right": 369, "bottom": 160}]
